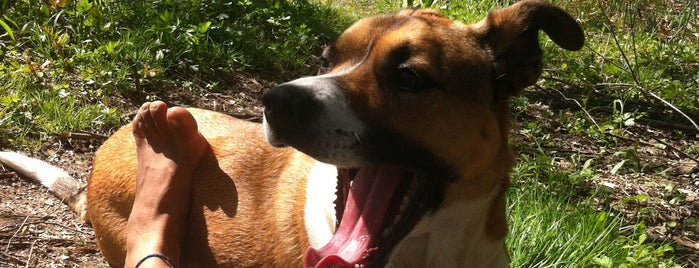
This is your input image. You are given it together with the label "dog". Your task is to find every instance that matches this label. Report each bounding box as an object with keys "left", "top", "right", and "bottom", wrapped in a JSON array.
[{"left": 0, "top": 1, "right": 583, "bottom": 267}]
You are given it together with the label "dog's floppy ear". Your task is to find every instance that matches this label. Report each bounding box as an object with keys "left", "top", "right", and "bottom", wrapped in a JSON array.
[{"left": 474, "top": 0, "right": 584, "bottom": 97}]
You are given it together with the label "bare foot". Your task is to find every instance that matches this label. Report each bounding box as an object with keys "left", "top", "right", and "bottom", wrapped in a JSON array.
[{"left": 125, "top": 101, "right": 208, "bottom": 268}]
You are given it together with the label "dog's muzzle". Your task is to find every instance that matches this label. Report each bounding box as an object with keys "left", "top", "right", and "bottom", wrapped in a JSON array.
[{"left": 262, "top": 77, "right": 329, "bottom": 147}]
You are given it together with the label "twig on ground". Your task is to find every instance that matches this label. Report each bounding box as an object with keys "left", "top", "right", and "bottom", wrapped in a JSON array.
[
  {"left": 24, "top": 240, "right": 36, "bottom": 268},
  {"left": 59, "top": 132, "right": 109, "bottom": 141},
  {"left": 5, "top": 216, "right": 28, "bottom": 253},
  {"left": 550, "top": 87, "right": 602, "bottom": 131}
]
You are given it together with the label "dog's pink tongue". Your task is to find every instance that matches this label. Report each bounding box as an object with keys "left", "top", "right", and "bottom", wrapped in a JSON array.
[{"left": 304, "top": 166, "right": 404, "bottom": 268}]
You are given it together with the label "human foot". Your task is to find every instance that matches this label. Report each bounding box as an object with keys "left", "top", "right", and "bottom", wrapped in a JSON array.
[{"left": 125, "top": 101, "right": 208, "bottom": 267}]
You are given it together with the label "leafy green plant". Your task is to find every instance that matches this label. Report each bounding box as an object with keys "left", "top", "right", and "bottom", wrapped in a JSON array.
[{"left": 593, "top": 222, "right": 679, "bottom": 268}]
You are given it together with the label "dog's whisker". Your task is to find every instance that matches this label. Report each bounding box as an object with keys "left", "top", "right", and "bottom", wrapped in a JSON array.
[{"left": 353, "top": 132, "right": 362, "bottom": 145}]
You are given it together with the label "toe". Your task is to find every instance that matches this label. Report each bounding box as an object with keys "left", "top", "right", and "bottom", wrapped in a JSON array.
[
  {"left": 167, "top": 107, "right": 199, "bottom": 138},
  {"left": 140, "top": 102, "right": 157, "bottom": 133},
  {"left": 132, "top": 102, "right": 152, "bottom": 138},
  {"left": 149, "top": 101, "right": 172, "bottom": 137}
]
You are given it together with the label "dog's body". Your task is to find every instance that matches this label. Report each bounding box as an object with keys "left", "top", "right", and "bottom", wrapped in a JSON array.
[{"left": 0, "top": 1, "right": 583, "bottom": 267}]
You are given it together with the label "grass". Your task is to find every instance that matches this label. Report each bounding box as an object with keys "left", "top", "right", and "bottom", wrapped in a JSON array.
[
  {"left": 507, "top": 153, "right": 680, "bottom": 267},
  {"left": 1, "top": 0, "right": 350, "bottom": 146},
  {"left": 507, "top": 180, "right": 622, "bottom": 267},
  {"left": 1, "top": 0, "right": 698, "bottom": 267}
]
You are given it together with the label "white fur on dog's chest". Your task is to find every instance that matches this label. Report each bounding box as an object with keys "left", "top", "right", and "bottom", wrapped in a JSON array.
[{"left": 386, "top": 192, "right": 509, "bottom": 268}]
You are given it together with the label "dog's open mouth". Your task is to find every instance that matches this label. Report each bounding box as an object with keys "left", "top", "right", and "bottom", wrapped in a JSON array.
[{"left": 304, "top": 165, "right": 433, "bottom": 268}]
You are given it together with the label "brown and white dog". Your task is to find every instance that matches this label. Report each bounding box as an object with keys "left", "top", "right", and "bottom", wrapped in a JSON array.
[{"left": 0, "top": 1, "right": 583, "bottom": 267}]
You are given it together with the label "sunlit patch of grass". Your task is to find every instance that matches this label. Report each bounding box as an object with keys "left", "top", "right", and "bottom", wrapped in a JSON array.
[
  {"left": 507, "top": 154, "right": 679, "bottom": 267},
  {"left": 0, "top": 0, "right": 354, "bottom": 145},
  {"left": 0, "top": 73, "right": 122, "bottom": 147}
]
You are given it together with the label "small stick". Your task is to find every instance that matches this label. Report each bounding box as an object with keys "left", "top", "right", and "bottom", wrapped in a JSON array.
[
  {"left": 5, "top": 216, "right": 29, "bottom": 252},
  {"left": 24, "top": 240, "right": 36, "bottom": 268}
]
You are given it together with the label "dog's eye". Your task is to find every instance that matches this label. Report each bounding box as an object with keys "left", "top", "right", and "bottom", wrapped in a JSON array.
[
  {"left": 395, "top": 66, "right": 431, "bottom": 93},
  {"left": 318, "top": 56, "right": 331, "bottom": 74}
]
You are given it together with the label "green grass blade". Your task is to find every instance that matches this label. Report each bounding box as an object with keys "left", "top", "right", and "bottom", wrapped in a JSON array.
[{"left": 0, "top": 18, "right": 14, "bottom": 41}]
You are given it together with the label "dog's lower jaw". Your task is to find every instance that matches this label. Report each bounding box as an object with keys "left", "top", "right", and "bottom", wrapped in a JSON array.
[{"left": 384, "top": 189, "right": 509, "bottom": 268}]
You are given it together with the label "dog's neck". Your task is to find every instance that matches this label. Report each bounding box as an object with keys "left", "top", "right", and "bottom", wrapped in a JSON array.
[{"left": 385, "top": 181, "right": 510, "bottom": 267}]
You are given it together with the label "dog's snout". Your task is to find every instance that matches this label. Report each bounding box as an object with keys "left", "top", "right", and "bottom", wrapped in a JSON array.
[{"left": 263, "top": 82, "right": 321, "bottom": 123}]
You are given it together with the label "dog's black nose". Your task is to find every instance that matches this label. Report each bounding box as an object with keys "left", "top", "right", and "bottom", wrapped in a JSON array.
[{"left": 262, "top": 80, "right": 322, "bottom": 127}]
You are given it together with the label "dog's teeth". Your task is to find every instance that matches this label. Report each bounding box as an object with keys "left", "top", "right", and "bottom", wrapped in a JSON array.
[
  {"left": 400, "top": 198, "right": 410, "bottom": 212},
  {"left": 381, "top": 226, "right": 394, "bottom": 238},
  {"left": 393, "top": 214, "right": 402, "bottom": 225}
]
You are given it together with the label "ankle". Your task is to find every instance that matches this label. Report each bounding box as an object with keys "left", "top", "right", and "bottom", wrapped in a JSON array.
[
  {"left": 126, "top": 231, "right": 181, "bottom": 267},
  {"left": 133, "top": 254, "right": 177, "bottom": 268}
]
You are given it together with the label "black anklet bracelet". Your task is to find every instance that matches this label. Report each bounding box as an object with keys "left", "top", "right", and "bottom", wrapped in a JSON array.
[{"left": 134, "top": 253, "right": 177, "bottom": 268}]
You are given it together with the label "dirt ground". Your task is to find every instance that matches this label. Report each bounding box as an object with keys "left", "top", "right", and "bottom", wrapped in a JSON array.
[
  {"left": 1, "top": 145, "right": 105, "bottom": 267},
  {"left": 1, "top": 73, "right": 698, "bottom": 267}
]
